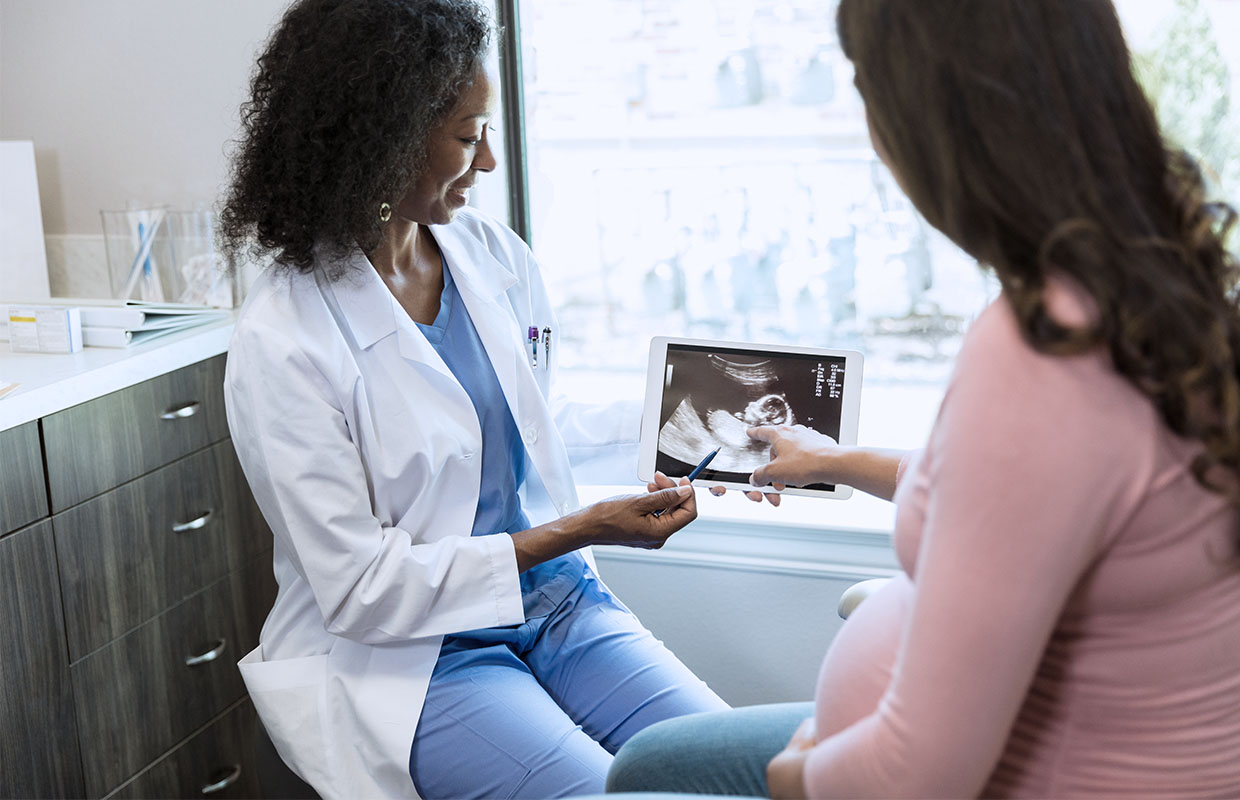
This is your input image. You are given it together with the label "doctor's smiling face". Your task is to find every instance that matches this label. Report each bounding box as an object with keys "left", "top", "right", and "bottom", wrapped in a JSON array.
[{"left": 397, "top": 68, "right": 499, "bottom": 226}]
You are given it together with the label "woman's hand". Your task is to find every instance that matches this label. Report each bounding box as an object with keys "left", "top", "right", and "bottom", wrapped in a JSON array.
[
  {"left": 766, "top": 717, "right": 816, "bottom": 799},
  {"left": 708, "top": 425, "right": 845, "bottom": 507},
  {"left": 579, "top": 474, "right": 697, "bottom": 549},
  {"left": 749, "top": 424, "right": 844, "bottom": 488}
]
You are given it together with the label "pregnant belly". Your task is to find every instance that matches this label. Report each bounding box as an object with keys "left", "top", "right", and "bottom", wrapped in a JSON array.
[{"left": 814, "top": 574, "right": 913, "bottom": 740}]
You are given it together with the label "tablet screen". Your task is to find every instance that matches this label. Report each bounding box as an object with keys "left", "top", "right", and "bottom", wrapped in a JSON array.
[{"left": 655, "top": 342, "right": 848, "bottom": 491}]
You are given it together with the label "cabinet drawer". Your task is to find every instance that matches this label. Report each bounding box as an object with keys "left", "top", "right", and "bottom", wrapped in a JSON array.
[
  {"left": 56, "top": 440, "right": 270, "bottom": 661},
  {"left": 73, "top": 556, "right": 275, "bottom": 797},
  {"left": 43, "top": 355, "right": 229, "bottom": 511},
  {"left": 109, "top": 700, "right": 261, "bottom": 800},
  {"left": 0, "top": 421, "right": 49, "bottom": 535},
  {"left": 0, "top": 521, "right": 85, "bottom": 799}
]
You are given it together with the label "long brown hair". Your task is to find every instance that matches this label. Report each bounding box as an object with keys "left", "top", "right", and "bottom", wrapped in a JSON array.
[{"left": 838, "top": 0, "right": 1240, "bottom": 538}]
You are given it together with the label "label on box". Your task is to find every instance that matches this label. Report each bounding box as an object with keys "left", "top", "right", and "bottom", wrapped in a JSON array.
[{"left": 7, "top": 305, "right": 83, "bottom": 353}]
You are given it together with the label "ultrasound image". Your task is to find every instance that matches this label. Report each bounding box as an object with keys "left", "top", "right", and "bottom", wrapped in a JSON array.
[{"left": 655, "top": 345, "right": 846, "bottom": 487}]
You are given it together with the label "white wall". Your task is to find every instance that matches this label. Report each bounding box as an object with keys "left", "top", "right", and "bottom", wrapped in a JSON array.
[
  {"left": 0, "top": 0, "right": 510, "bottom": 297},
  {"left": 0, "top": 0, "right": 289, "bottom": 296},
  {"left": 0, "top": 0, "right": 287, "bottom": 234}
]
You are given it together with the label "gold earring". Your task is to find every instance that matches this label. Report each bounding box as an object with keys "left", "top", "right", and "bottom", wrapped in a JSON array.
[{"left": 379, "top": 202, "right": 392, "bottom": 222}]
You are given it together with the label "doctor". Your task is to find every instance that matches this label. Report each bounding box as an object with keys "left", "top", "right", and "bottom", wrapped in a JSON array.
[{"left": 218, "top": 1, "right": 727, "bottom": 798}]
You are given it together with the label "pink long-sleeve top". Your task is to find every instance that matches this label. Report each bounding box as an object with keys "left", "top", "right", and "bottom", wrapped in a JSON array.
[{"left": 807, "top": 286, "right": 1240, "bottom": 798}]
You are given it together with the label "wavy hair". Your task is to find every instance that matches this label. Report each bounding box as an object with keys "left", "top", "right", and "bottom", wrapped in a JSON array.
[
  {"left": 837, "top": 0, "right": 1240, "bottom": 541},
  {"left": 219, "top": 0, "right": 492, "bottom": 276}
]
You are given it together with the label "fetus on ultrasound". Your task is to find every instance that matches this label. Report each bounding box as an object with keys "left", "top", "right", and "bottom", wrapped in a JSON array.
[{"left": 657, "top": 356, "right": 796, "bottom": 473}]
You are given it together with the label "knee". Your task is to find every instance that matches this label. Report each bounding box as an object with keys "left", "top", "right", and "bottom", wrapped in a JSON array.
[{"left": 606, "top": 721, "right": 674, "bottom": 793}]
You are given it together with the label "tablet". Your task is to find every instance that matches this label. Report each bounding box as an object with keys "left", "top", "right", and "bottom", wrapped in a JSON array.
[{"left": 639, "top": 337, "right": 863, "bottom": 499}]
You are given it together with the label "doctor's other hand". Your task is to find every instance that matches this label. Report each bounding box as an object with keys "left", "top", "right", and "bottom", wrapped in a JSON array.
[
  {"left": 647, "top": 469, "right": 710, "bottom": 516},
  {"left": 581, "top": 476, "right": 698, "bottom": 549},
  {"left": 512, "top": 481, "right": 696, "bottom": 571}
]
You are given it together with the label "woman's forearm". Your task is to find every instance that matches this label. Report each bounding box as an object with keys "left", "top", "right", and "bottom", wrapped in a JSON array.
[{"left": 831, "top": 447, "right": 910, "bottom": 502}]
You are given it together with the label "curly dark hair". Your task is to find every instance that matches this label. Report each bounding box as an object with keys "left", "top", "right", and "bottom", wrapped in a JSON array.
[
  {"left": 219, "top": 0, "right": 493, "bottom": 276},
  {"left": 838, "top": 0, "right": 1240, "bottom": 548}
]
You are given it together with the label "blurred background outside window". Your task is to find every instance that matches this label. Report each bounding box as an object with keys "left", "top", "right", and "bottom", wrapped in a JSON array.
[{"left": 507, "top": 0, "right": 1240, "bottom": 458}]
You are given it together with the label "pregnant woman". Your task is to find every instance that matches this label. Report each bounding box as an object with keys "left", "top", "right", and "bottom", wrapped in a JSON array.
[{"left": 608, "top": 0, "right": 1240, "bottom": 797}]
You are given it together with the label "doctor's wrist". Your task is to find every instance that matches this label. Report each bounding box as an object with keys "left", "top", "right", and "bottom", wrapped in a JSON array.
[{"left": 510, "top": 515, "right": 595, "bottom": 573}]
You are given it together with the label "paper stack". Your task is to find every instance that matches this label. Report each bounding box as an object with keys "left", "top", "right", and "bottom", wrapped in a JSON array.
[{"left": 0, "top": 298, "right": 230, "bottom": 349}]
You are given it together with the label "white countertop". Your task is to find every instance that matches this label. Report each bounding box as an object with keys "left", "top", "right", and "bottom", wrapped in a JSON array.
[{"left": 0, "top": 316, "right": 235, "bottom": 431}]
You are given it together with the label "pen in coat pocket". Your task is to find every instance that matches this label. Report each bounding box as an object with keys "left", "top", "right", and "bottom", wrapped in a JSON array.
[{"left": 527, "top": 326, "right": 539, "bottom": 368}]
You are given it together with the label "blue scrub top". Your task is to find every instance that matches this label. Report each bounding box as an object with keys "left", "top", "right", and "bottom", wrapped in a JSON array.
[
  {"left": 416, "top": 261, "right": 531, "bottom": 539},
  {"left": 416, "top": 258, "right": 584, "bottom": 620}
]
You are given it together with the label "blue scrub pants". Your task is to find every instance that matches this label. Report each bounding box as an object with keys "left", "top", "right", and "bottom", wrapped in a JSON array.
[{"left": 408, "top": 561, "right": 727, "bottom": 799}]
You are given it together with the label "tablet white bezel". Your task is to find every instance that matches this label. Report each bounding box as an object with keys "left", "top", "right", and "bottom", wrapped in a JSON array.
[{"left": 639, "top": 336, "right": 864, "bottom": 500}]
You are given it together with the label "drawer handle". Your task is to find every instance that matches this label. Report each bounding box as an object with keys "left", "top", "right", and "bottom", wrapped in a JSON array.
[
  {"left": 172, "top": 510, "right": 213, "bottom": 533},
  {"left": 160, "top": 401, "right": 201, "bottom": 420},
  {"left": 201, "top": 764, "right": 242, "bottom": 795},
  {"left": 185, "top": 638, "right": 227, "bottom": 667}
]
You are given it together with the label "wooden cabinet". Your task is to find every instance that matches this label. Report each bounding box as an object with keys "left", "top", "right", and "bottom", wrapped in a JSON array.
[
  {"left": 55, "top": 440, "right": 270, "bottom": 661},
  {"left": 75, "top": 560, "right": 273, "bottom": 796},
  {"left": 0, "top": 521, "right": 83, "bottom": 799},
  {"left": 111, "top": 700, "right": 262, "bottom": 800},
  {"left": 0, "top": 421, "right": 48, "bottom": 534},
  {"left": 0, "top": 354, "right": 275, "bottom": 799},
  {"left": 42, "top": 355, "right": 230, "bottom": 512}
]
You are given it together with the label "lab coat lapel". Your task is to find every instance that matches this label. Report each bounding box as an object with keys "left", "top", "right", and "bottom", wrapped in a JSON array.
[
  {"left": 435, "top": 224, "right": 581, "bottom": 515},
  {"left": 322, "top": 249, "right": 458, "bottom": 385}
]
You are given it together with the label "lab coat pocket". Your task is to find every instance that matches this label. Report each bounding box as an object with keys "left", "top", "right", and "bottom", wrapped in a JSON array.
[{"left": 239, "top": 645, "right": 333, "bottom": 796}]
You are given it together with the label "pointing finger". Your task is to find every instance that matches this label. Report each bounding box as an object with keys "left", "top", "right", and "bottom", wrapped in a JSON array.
[{"left": 747, "top": 426, "right": 776, "bottom": 443}]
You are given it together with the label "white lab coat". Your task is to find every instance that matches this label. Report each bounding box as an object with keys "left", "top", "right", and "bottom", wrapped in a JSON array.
[{"left": 225, "top": 208, "right": 639, "bottom": 800}]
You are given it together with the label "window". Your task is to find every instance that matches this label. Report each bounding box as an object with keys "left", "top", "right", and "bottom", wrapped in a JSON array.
[
  {"left": 493, "top": 0, "right": 1240, "bottom": 526},
  {"left": 1118, "top": 0, "right": 1240, "bottom": 204},
  {"left": 515, "top": 0, "right": 993, "bottom": 390}
]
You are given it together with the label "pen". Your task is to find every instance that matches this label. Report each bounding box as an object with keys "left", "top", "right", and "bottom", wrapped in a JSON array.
[
  {"left": 652, "top": 446, "right": 722, "bottom": 517},
  {"left": 528, "top": 326, "right": 539, "bottom": 368}
]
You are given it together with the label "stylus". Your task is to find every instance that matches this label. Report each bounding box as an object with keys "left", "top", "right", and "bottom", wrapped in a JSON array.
[{"left": 652, "top": 447, "right": 721, "bottom": 517}]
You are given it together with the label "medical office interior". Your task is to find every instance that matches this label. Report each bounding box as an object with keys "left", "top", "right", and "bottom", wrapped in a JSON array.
[{"left": 1, "top": 0, "right": 1238, "bottom": 797}]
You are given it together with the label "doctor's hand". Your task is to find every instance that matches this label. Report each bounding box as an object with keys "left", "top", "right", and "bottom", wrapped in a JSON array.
[
  {"left": 512, "top": 481, "right": 696, "bottom": 571},
  {"left": 582, "top": 474, "right": 698, "bottom": 549}
]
